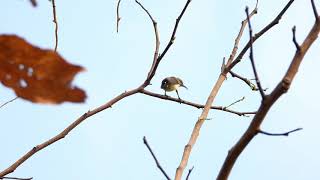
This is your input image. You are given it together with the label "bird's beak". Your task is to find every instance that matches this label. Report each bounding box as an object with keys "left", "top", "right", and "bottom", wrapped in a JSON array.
[{"left": 181, "top": 84, "right": 188, "bottom": 90}]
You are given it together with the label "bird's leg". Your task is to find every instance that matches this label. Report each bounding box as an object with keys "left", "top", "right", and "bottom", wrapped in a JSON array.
[
  {"left": 164, "top": 91, "right": 168, "bottom": 97},
  {"left": 176, "top": 90, "right": 182, "bottom": 103}
]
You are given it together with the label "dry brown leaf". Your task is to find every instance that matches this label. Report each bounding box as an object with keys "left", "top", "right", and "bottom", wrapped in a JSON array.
[{"left": 0, "top": 35, "right": 86, "bottom": 104}]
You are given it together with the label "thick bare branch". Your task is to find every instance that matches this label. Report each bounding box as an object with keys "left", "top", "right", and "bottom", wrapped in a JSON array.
[
  {"left": 143, "top": 136, "right": 171, "bottom": 180},
  {"left": 174, "top": 3, "right": 259, "bottom": 180},
  {"left": 217, "top": 8, "right": 320, "bottom": 180}
]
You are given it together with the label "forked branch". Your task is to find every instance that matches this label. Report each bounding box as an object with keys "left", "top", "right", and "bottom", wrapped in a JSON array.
[{"left": 217, "top": 1, "right": 320, "bottom": 179}]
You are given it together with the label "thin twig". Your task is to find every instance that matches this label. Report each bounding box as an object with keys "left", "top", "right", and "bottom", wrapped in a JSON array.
[
  {"left": 185, "top": 166, "right": 194, "bottom": 180},
  {"left": 143, "top": 136, "right": 171, "bottom": 180},
  {"left": 135, "top": 0, "right": 160, "bottom": 87},
  {"left": 225, "top": 97, "right": 245, "bottom": 109},
  {"left": 311, "top": 0, "right": 319, "bottom": 21},
  {"left": 229, "top": 70, "right": 258, "bottom": 91},
  {"left": 143, "top": 0, "right": 192, "bottom": 86},
  {"left": 217, "top": 3, "right": 320, "bottom": 179},
  {"left": 140, "top": 89, "right": 256, "bottom": 116},
  {"left": 51, "top": 0, "right": 58, "bottom": 51},
  {"left": 0, "top": 177, "right": 32, "bottom": 180},
  {"left": 246, "top": 7, "right": 265, "bottom": 99},
  {"left": 29, "top": 0, "right": 37, "bottom": 7},
  {"left": 116, "top": 0, "right": 122, "bottom": 33},
  {"left": 224, "top": 0, "right": 258, "bottom": 67},
  {"left": 0, "top": 97, "right": 18, "bottom": 109},
  {"left": 258, "top": 128, "right": 302, "bottom": 136},
  {"left": 292, "top": 26, "right": 300, "bottom": 51},
  {"left": 226, "top": 0, "right": 295, "bottom": 71}
]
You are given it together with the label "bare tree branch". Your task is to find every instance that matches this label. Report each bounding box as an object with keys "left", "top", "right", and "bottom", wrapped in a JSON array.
[
  {"left": 51, "top": 0, "right": 58, "bottom": 51},
  {"left": 311, "top": 0, "right": 319, "bottom": 21},
  {"left": 258, "top": 128, "right": 302, "bottom": 136},
  {"left": 185, "top": 166, "right": 194, "bottom": 180},
  {"left": 224, "top": 0, "right": 258, "bottom": 67},
  {"left": 29, "top": 0, "right": 37, "bottom": 7},
  {"left": 229, "top": 70, "right": 258, "bottom": 91},
  {"left": 226, "top": 0, "right": 295, "bottom": 71},
  {"left": 174, "top": 4, "right": 259, "bottom": 180},
  {"left": 225, "top": 96, "right": 245, "bottom": 109},
  {"left": 245, "top": 7, "right": 265, "bottom": 99},
  {"left": 116, "top": 0, "right": 122, "bottom": 33},
  {"left": 0, "top": 177, "right": 32, "bottom": 180},
  {"left": 292, "top": 26, "right": 300, "bottom": 51},
  {"left": 143, "top": 0, "right": 192, "bottom": 86},
  {"left": 217, "top": 3, "right": 320, "bottom": 179},
  {"left": 0, "top": 97, "right": 18, "bottom": 109},
  {"left": 140, "top": 89, "right": 256, "bottom": 116},
  {"left": 143, "top": 136, "right": 171, "bottom": 180}
]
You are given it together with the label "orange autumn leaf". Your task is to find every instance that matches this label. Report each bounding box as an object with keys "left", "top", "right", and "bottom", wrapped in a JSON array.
[{"left": 0, "top": 35, "right": 86, "bottom": 104}]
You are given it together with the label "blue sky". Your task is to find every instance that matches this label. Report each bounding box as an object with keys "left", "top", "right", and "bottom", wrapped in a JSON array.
[{"left": 1, "top": 0, "right": 320, "bottom": 179}]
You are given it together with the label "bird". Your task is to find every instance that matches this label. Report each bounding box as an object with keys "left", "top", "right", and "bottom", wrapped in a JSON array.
[{"left": 161, "top": 76, "right": 188, "bottom": 100}]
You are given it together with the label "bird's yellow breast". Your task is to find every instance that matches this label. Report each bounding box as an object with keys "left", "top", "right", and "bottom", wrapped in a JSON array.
[{"left": 165, "top": 84, "right": 180, "bottom": 91}]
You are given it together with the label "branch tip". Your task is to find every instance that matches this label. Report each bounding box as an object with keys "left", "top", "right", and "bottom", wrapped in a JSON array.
[
  {"left": 292, "top": 26, "right": 301, "bottom": 51},
  {"left": 311, "top": 0, "right": 319, "bottom": 21},
  {"left": 258, "top": 128, "right": 303, "bottom": 136}
]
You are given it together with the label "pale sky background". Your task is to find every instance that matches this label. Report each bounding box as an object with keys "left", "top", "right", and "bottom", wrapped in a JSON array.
[{"left": 1, "top": 0, "right": 320, "bottom": 179}]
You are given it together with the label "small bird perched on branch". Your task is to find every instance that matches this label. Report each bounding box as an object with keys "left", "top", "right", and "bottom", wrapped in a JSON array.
[{"left": 161, "top": 76, "right": 188, "bottom": 100}]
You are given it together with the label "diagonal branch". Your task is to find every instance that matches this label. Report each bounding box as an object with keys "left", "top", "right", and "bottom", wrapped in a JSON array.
[
  {"left": 0, "top": 97, "right": 18, "bottom": 109},
  {"left": 245, "top": 7, "right": 265, "bottom": 99},
  {"left": 174, "top": 4, "right": 259, "bottom": 180},
  {"left": 185, "top": 166, "right": 194, "bottom": 180},
  {"left": 143, "top": 136, "right": 171, "bottom": 180},
  {"left": 225, "top": 0, "right": 258, "bottom": 67},
  {"left": 217, "top": 4, "right": 320, "bottom": 179},
  {"left": 229, "top": 70, "right": 258, "bottom": 91}
]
